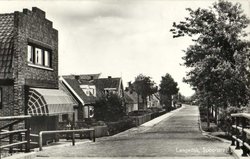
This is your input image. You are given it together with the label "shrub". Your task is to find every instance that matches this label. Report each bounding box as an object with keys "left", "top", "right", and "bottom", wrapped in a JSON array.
[
  {"left": 106, "top": 118, "right": 135, "bottom": 135},
  {"left": 218, "top": 106, "right": 245, "bottom": 135},
  {"left": 94, "top": 94, "right": 125, "bottom": 122}
]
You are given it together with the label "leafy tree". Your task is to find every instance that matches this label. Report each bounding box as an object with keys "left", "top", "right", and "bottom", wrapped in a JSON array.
[
  {"left": 159, "top": 73, "right": 179, "bottom": 110},
  {"left": 94, "top": 94, "right": 125, "bottom": 122},
  {"left": 171, "top": 0, "right": 250, "bottom": 127},
  {"left": 133, "top": 74, "right": 157, "bottom": 109}
]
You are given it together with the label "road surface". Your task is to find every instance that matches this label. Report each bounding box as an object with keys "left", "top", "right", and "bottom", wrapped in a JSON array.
[{"left": 35, "top": 105, "right": 233, "bottom": 158}]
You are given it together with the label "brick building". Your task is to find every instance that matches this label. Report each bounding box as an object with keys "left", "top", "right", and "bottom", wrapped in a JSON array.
[{"left": 0, "top": 8, "right": 74, "bottom": 136}]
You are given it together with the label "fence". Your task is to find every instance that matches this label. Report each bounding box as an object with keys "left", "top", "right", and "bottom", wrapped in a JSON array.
[
  {"left": 231, "top": 113, "right": 250, "bottom": 156},
  {"left": 0, "top": 115, "right": 31, "bottom": 155},
  {"left": 38, "top": 128, "right": 95, "bottom": 151},
  {"left": 130, "top": 114, "right": 152, "bottom": 126}
]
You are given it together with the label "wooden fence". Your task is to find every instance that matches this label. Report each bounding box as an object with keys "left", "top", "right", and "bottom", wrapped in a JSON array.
[
  {"left": 0, "top": 115, "right": 31, "bottom": 155},
  {"left": 231, "top": 113, "right": 250, "bottom": 156},
  {"left": 38, "top": 129, "right": 95, "bottom": 151}
]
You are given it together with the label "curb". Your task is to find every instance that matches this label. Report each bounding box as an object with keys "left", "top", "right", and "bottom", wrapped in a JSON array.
[
  {"left": 3, "top": 140, "right": 92, "bottom": 159},
  {"left": 229, "top": 146, "right": 250, "bottom": 159},
  {"left": 2, "top": 152, "right": 36, "bottom": 159}
]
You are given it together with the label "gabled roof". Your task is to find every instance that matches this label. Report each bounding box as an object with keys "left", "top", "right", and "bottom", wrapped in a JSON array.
[
  {"left": 61, "top": 77, "right": 96, "bottom": 105},
  {"left": 124, "top": 92, "right": 134, "bottom": 104},
  {"left": 93, "top": 77, "right": 121, "bottom": 90},
  {"left": 0, "top": 14, "right": 15, "bottom": 79},
  {"left": 124, "top": 90, "right": 142, "bottom": 104},
  {"left": 62, "top": 73, "right": 101, "bottom": 81}
]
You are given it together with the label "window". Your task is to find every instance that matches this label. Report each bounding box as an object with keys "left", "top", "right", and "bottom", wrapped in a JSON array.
[
  {"left": 44, "top": 51, "right": 51, "bottom": 67},
  {"left": 82, "top": 88, "right": 90, "bottom": 96},
  {"left": 0, "top": 88, "right": 2, "bottom": 109},
  {"left": 27, "top": 43, "right": 52, "bottom": 68},
  {"left": 35, "top": 48, "right": 43, "bottom": 65},
  {"left": 89, "top": 86, "right": 96, "bottom": 97},
  {"left": 80, "top": 85, "right": 91, "bottom": 96},
  {"left": 27, "top": 45, "right": 34, "bottom": 63},
  {"left": 62, "top": 114, "right": 68, "bottom": 121}
]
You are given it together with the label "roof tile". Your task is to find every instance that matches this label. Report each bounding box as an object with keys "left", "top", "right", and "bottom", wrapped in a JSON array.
[
  {"left": 0, "top": 13, "right": 14, "bottom": 79},
  {"left": 93, "top": 78, "right": 121, "bottom": 91},
  {"left": 63, "top": 78, "right": 96, "bottom": 105}
]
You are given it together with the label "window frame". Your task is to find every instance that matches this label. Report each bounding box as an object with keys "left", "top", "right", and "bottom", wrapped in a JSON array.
[
  {"left": 27, "top": 43, "right": 53, "bottom": 70},
  {"left": 44, "top": 50, "right": 52, "bottom": 67}
]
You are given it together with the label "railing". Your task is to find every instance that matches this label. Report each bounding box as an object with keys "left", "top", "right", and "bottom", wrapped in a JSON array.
[
  {"left": 39, "top": 128, "right": 95, "bottom": 151},
  {"left": 231, "top": 113, "right": 250, "bottom": 156},
  {"left": 0, "top": 115, "right": 31, "bottom": 155}
]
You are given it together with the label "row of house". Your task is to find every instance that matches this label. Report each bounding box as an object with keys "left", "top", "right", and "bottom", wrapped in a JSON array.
[
  {"left": 0, "top": 7, "right": 161, "bottom": 141},
  {"left": 59, "top": 74, "right": 161, "bottom": 122},
  {"left": 59, "top": 74, "right": 124, "bottom": 122}
]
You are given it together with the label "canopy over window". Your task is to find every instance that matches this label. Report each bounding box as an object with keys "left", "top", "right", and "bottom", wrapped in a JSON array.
[{"left": 28, "top": 88, "right": 75, "bottom": 116}]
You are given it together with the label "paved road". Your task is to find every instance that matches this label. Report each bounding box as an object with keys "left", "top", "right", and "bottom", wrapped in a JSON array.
[{"left": 36, "top": 105, "right": 233, "bottom": 158}]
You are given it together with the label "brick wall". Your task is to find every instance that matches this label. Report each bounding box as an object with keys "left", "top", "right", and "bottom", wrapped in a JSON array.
[
  {"left": 0, "top": 7, "right": 58, "bottom": 117},
  {"left": 13, "top": 7, "right": 58, "bottom": 116},
  {"left": 0, "top": 85, "right": 14, "bottom": 117},
  {"left": 14, "top": 7, "right": 58, "bottom": 89}
]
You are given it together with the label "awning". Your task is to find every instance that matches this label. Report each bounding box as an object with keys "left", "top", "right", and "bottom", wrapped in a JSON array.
[{"left": 27, "top": 88, "right": 75, "bottom": 116}]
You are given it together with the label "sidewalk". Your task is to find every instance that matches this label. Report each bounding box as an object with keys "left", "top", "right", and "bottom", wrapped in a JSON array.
[
  {"left": 111, "top": 106, "right": 185, "bottom": 137},
  {"left": 141, "top": 105, "right": 184, "bottom": 127},
  {"left": 3, "top": 139, "right": 91, "bottom": 159}
]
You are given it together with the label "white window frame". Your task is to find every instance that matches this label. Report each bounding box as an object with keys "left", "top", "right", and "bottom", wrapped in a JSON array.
[
  {"left": 27, "top": 45, "right": 34, "bottom": 63},
  {"left": 27, "top": 43, "right": 53, "bottom": 70},
  {"left": 44, "top": 50, "right": 51, "bottom": 67}
]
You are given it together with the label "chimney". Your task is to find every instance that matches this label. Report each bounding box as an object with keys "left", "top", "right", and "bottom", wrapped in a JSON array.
[
  {"left": 128, "top": 81, "right": 132, "bottom": 87},
  {"left": 108, "top": 76, "right": 112, "bottom": 79},
  {"left": 75, "top": 75, "right": 80, "bottom": 80}
]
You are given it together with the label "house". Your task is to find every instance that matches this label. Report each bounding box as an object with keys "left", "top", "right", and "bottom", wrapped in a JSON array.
[
  {"left": 0, "top": 8, "right": 75, "bottom": 139},
  {"left": 147, "top": 93, "right": 161, "bottom": 108},
  {"left": 60, "top": 75, "right": 97, "bottom": 122},
  {"left": 58, "top": 80, "right": 78, "bottom": 122},
  {"left": 124, "top": 91, "right": 139, "bottom": 113},
  {"left": 125, "top": 82, "right": 143, "bottom": 111},
  {"left": 93, "top": 76, "right": 124, "bottom": 98}
]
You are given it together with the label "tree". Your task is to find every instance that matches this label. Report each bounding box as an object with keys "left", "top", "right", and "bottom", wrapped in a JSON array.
[
  {"left": 159, "top": 73, "right": 179, "bottom": 110},
  {"left": 133, "top": 74, "right": 157, "bottom": 109},
  {"left": 94, "top": 94, "right": 125, "bottom": 122},
  {"left": 171, "top": 0, "right": 250, "bottom": 127}
]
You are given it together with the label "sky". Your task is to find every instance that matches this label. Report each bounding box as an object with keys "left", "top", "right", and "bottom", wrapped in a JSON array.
[{"left": 0, "top": 0, "right": 249, "bottom": 97}]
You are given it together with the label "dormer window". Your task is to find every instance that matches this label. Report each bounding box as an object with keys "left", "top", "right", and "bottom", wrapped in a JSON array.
[
  {"left": 27, "top": 43, "right": 52, "bottom": 69},
  {"left": 80, "top": 85, "right": 96, "bottom": 97}
]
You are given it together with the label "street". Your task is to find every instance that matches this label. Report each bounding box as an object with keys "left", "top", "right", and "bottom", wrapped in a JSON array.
[{"left": 35, "top": 105, "right": 233, "bottom": 158}]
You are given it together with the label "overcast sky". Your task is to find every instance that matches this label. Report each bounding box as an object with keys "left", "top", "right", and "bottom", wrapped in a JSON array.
[{"left": 1, "top": 0, "right": 249, "bottom": 97}]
